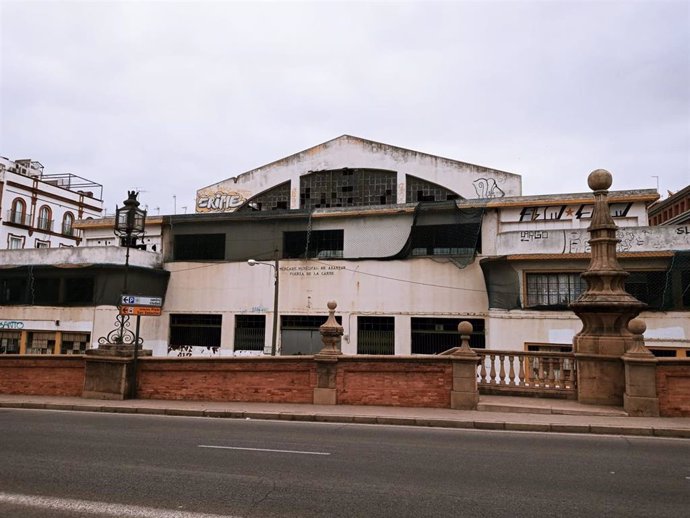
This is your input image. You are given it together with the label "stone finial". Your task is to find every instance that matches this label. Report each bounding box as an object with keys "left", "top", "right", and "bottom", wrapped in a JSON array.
[
  {"left": 451, "top": 321, "right": 476, "bottom": 356},
  {"left": 587, "top": 169, "right": 612, "bottom": 191},
  {"left": 625, "top": 318, "right": 654, "bottom": 357},
  {"left": 318, "top": 300, "right": 344, "bottom": 356}
]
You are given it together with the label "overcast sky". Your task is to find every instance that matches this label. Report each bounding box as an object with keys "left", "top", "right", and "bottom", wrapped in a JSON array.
[{"left": 1, "top": 0, "right": 688, "bottom": 215}]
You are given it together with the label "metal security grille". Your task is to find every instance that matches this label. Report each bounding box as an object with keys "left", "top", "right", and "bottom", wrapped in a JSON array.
[
  {"left": 526, "top": 273, "right": 586, "bottom": 308},
  {"left": 0, "top": 332, "right": 20, "bottom": 354},
  {"left": 300, "top": 169, "right": 396, "bottom": 210},
  {"left": 357, "top": 316, "right": 394, "bottom": 354},
  {"left": 411, "top": 317, "right": 485, "bottom": 354},
  {"left": 238, "top": 181, "right": 291, "bottom": 212},
  {"left": 60, "top": 333, "right": 90, "bottom": 354},
  {"left": 625, "top": 271, "right": 666, "bottom": 309},
  {"left": 169, "top": 314, "right": 222, "bottom": 348},
  {"left": 234, "top": 315, "right": 265, "bottom": 351}
]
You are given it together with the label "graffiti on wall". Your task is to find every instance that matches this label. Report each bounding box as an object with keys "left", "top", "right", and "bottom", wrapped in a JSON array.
[
  {"left": 473, "top": 178, "right": 505, "bottom": 199},
  {"left": 0, "top": 321, "right": 24, "bottom": 329},
  {"left": 518, "top": 202, "right": 632, "bottom": 222},
  {"left": 196, "top": 188, "right": 249, "bottom": 213}
]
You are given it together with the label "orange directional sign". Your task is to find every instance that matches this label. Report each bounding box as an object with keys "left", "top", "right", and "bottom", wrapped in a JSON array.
[{"left": 120, "top": 306, "right": 162, "bottom": 316}]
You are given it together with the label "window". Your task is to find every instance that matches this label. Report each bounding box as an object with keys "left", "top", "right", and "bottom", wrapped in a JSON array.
[
  {"left": 406, "top": 175, "right": 460, "bottom": 203},
  {"left": 60, "top": 333, "right": 90, "bottom": 354},
  {"left": 411, "top": 317, "right": 485, "bottom": 354},
  {"left": 37, "top": 205, "right": 52, "bottom": 231},
  {"left": 283, "top": 230, "right": 344, "bottom": 259},
  {"left": 27, "top": 332, "right": 55, "bottom": 355},
  {"left": 624, "top": 271, "right": 666, "bottom": 309},
  {"left": 234, "top": 315, "right": 266, "bottom": 351},
  {"left": 299, "top": 169, "right": 396, "bottom": 210},
  {"left": 173, "top": 234, "right": 225, "bottom": 260},
  {"left": 169, "top": 314, "right": 222, "bottom": 351},
  {"left": 9, "top": 198, "right": 28, "bottom": 225},
  {"left": 525, "top": 273, "right": 586, "bottom": 308},
  {"left": 33, "top": 278, "right": 61, "bottom": 305},
  {"left": 8, "top": 235, "right": 24, "bottom": 249},
  {"left": 410, "top": 224, "right": 480, "bottom": 256},
  {"left": 0, "top": 332, "right": 21, "bottom": 354},
  {"left": 35, "top": 239, "right": 50, "bottom": 249},
  {"left": 357, "top": 316, "right": 394, "bottom": 354},
  {"left": 238, "top": 182, "right": 291, "bottom": 212},
  {"left": 62, "top": 212, "right": 75, "bottom": 236}
]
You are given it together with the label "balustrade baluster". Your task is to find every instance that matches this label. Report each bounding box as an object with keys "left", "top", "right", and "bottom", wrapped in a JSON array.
[
  {"left": 518, "top": 355, "right": 525, "bottom": 386},
  {"left": 489, "top": 354, "right": 497, "bottom": 384},
  {"left": 547, "top": 358, "right": 556, "bottom": 387},
  {"left": 479, "top": 355, "right": 487, "bottom": 384},
  {"left": 525, "top": 356, "right": 533, "bottom": 386},
  {"left": 498, "top": 354, "right": 506, "bottom": 386},
  {"left": 537, "top": 357, "right": 545, "bottom": 387},
  {"left": 508, "top": 354, "right": 515, "bottom": 387}
]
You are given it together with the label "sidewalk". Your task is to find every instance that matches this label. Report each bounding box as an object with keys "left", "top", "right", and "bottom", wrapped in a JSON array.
[{"left": 1, "top": 394, "right": 689, "bottom": 439}]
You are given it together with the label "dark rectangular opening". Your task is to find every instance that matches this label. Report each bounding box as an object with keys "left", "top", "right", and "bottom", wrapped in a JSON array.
[
  {"left": 357, "top": 316, "right": 394, "bottom": 355},
  {"left": 174, "top": 234, "right": 225, "bottom": 261},
  {"left": 169, "top": 314, "right": 222, "bottom": 350},
  {"left": 64, "top": 278, "right": 94, "bottom": 305},
  {"left": 33, "top": 278, "right": 61, "bottom": 305},
  {"left": 411, "top": 317, "right": 485, "bottom": 354},
  {"left": 235, "top": 315, "right": 266, "bottom": 351},
  {"left": 283, "top": 230, "right": 344, "bottom": 259},
  {"left": 625, "top": 271, "right": 666, "bottom": 309},
  {"left": 410, "top": 224, "right": 480, "bottom": 256},
  {"left": 1, "top": 278, "right": 27, "bottom": 304}
]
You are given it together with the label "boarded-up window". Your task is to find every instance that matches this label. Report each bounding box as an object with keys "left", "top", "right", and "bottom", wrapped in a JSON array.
[
  {"left": 169, "top": 314, "right": 222, "bottom": 350},
  {"left": 174, "top": 234, "right": 225, "bottom": 260}
]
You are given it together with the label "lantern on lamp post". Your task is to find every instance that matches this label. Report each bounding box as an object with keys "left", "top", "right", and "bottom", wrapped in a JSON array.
[{"left": 99, "top": 191, "right": 147, "bottom": 346}]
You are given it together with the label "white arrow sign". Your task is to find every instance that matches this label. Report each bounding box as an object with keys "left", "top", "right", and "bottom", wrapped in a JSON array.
[{"left": 121, "top": 295, "right": 163, "bottom": 307}]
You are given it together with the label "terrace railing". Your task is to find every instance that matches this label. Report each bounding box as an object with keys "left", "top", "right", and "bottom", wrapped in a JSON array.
[{"left": 475, "top": 349, "right": 577, "bottom": 399}]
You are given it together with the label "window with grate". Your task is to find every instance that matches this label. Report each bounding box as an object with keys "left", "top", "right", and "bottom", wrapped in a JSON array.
[
  {"left": 283, "top": 230, "right": 344, "bottom": 259},
  {"left": 624, "top": 271, "right": 666, "bottom": 309},
  {"left": 411, "top": 317, "right": 485, "bottom": 354},
  {"left": 174, "top": 234, "right": 225, "bottom": 260},
  {"left": 357, "top": 316, "right": 394, "bottom": 354},
  {"left": 525, "top": 273, "right": 586, "bottom": 309},
  {"left": 406, "top": 175, "right": 461, "bottom": 203},
  {"left": 234, "top": 315, "right": 266, "bottom": 351},
  {"left": 410, "top": 224, "right": 480, "bottom": 256},
  {"left": 169, "top": 314, "right": 222, "bottom": 349},
  {"left": 300, "top": 169, "right": 396, "bottom": 210},
  {"left": 238, "top": 181, "right": 291, "bottom": 212},
  {"left": 60, "top": 333, "right": 90, "bottom": 354},
  {"left": 0, "top": 332, "right": 21, "bottom": 354},
  {"left": 27, "top": 332, "right": 55, "bottom": 354}
]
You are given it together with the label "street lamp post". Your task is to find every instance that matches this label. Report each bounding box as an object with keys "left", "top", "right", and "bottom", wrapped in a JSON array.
[
  {"left": 98, "top": 191, "right": 148, "bottom": 346},
  {"left": 248, "top": 255, "right": 279, "bottom": 356}
]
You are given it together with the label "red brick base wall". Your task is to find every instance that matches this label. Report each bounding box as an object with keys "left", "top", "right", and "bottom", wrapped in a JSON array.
[
  {"left": 136, "top": 358, "right": 317, "bottom": 403},
  {"left": 0, "top": 356, "right": 85, "bottom": 396},
  {"left": 656, "top": 360, "right": 690, "bottom": 417},
  {"left": 336, "top": 358, "right": 453, "bottom": 408}
]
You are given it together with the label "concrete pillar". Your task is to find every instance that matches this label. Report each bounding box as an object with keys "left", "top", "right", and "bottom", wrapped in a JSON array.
[
  {"left": 450, "top": 321, "right": 479, "bottom": 410},
  {"left": 313, "top": 301, "right": 344, "bottom": 405},
  {"left": 623, "top": 319, "right": 660, "bottom": 417}
]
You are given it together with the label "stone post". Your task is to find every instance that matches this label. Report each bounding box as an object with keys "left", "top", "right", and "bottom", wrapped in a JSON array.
[
  {"left": 313, "top": 301, "right": 343, "bottom": 405},
  {"left": 570, "top": 170, "right": 646, "bottom": 405},
  {"left": 450, "top": 321, "right": 479, "bottom": 410},
  {"left": 82, "top": 344, "right": 152, "bottom": 400},
  {"left": 622, "top": 319, "right": 659, "bottom": 416}
]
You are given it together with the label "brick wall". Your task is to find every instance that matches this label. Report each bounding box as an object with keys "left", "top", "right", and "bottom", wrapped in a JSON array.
[
  {"left": 336, "top": 357, "right": 453, "bottom": 408},
  {"left": 136, "top": 357, "right": 317, "bottom": 403},
  {"left": 656, "top": 360, "right": 690, "bottom": 417},
  {"left": 0, "top": 356, "right": 85, "bottom": 396}
]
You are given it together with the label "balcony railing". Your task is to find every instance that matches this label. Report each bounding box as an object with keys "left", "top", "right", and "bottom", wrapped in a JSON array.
[
  {"left": 37, "top": 217, "right": 53, "bottom": 232},
  {"left": 6, "top": 210, "right": 31, "bottom": 226},
  {"left": 475, "top": 350, "right": 577, "bottom": 398}
]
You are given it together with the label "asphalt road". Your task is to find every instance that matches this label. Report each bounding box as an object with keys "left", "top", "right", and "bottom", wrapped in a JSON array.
[{"left": 0, "top": 409, "right": 688, "bottom": 518}]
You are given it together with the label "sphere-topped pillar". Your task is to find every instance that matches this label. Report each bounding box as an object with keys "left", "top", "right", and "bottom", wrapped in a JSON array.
[{"left": 569, "top": 170, "right": 647, "bottom": 405}]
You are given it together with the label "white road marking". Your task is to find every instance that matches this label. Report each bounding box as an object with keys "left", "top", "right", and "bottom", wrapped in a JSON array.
[
  {"left": 0, "top": 492, "right": 239, "bottom": 518},
  {"left": 198, "top": 444, "right": 331, "bottom": 456}
]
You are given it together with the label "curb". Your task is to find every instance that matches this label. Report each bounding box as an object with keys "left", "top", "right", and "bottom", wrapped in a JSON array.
[{"left": 3, "top": 401, "right": 690, "bottom": 439}]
